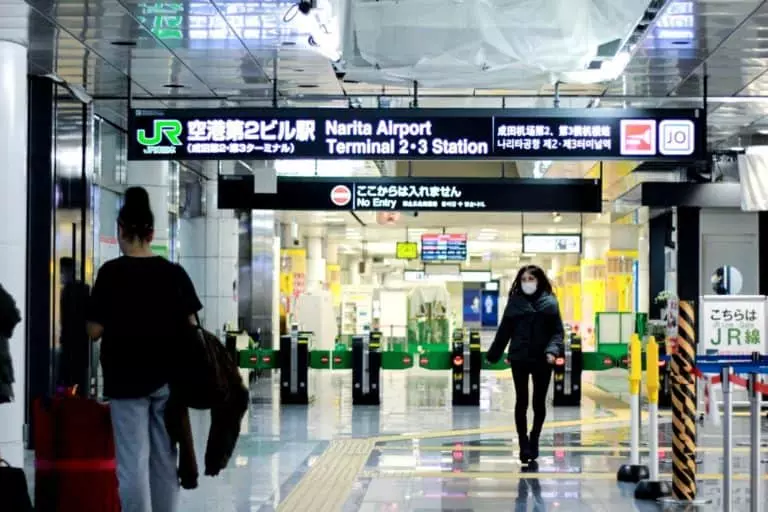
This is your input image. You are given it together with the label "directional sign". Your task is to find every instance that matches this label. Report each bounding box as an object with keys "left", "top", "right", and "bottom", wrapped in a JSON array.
[{"left": 128, "top": 108, "right": 706, "bottom": 161}]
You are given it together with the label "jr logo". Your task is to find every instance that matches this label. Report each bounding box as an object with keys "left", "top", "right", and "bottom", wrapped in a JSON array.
[{"left": 136, "top": 120, "right": 183, "bottom": 154}]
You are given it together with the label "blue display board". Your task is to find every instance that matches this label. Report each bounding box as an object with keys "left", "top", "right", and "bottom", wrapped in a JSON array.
[
  {"left": 481, "top": 290, "right": 499, "bottom": 327},
  {"left": 463, "top": 289, "right": 482, "bottom": 324}
]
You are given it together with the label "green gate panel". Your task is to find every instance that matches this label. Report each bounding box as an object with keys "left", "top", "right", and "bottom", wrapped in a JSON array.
[
  {"left": 582, "top": 352, "right": 616, "bottom": 371},
  {"left": 417, "top": 351, "right": 452, "bottom": 370},
  {"left": 238, "top": 349, "right": 279, "bottom": 370},
  {"left": 309, "top": 350, "right": 352, "bottom": 369},
  {"left": 482, "top": 355, "right": 511, "bottom": 371},
  {"left": 381, "top": 351, "right": 415, "bottom": 370},
  {"left": 598, "top": 343, "right": 628, "bottom": 361}
]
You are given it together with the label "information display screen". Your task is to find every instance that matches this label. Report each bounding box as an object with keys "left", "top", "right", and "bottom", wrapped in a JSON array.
[
  {"left": 421, "top": 234, "right": 467, "bottom": 262},
  {"left": 128, "top": 108, "right": 705, "bottom": 161},
  {"left": 396, "top": 242, "right": 419, "bottom": 260}
]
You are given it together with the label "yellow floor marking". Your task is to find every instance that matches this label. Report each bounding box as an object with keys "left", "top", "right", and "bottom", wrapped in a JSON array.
[
  {"left": 276, "top": 438, "right": 375, "bottom": 512},
  {"left": 375, "top": 444, "right": 766, "bottom": 454},
  {"left": 360, "top": 469, "right": 768, "bottom": 481}
]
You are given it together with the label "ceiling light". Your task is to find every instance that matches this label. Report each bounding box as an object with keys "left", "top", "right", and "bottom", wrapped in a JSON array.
[
  {"left": 163, "top": 83, "right": 184, "bottom": 89},
  {"left": 111, "top": 40, "right": 137, "bottom": 47},
  {"left": 552, "top": 212, "right": 562, "bottom": 223},
  {"left": 297, "top": 84, "right": 319, "bottom": 89},
  {"left": 479, "top": 228, "right": 497, "bottom": 233}
]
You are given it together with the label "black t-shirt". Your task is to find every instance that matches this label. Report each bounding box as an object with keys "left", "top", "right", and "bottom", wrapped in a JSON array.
[{"left": 88, "top": 256, "right": 202, "bottom": 399}]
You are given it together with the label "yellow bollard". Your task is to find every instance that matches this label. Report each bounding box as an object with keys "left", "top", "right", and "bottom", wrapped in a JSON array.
[
  {"left": 635, "top": 336, "right": 672, "bottom": 500},
  {"left": 618, "top": 333, "right": 649, "bottom": 482}
]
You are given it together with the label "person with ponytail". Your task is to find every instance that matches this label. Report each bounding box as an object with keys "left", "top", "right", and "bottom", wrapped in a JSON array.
[
  {"left": 87, "top": 187, "right": 202, "bottom": 512},
  {"left": 486, "top": 265, "right": 564, "bottom": 465}
]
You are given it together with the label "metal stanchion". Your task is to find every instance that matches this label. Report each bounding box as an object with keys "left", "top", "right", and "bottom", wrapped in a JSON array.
[
  {"left": 617, "top": 333, "right": 649, "bottom": 483},
  {"left": 635, "top": 336, "right": 672, "bottom": 500},
  {"left": 749, "top": 373, "right": 762, "bottom": 512},
  {"left": 660, "top": 300, "right": 710, "bottom": 506},
  {"left": 722, "top": 366, "right": 733, "bottom": 512}
]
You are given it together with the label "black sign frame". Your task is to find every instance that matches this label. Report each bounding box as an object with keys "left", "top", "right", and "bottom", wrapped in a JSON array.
[
  {"left": 217, "top": 175, "right": 603, "bottom": 213},
  {"left": 128, "top": 107, "right": 705, "bottom": 161}
]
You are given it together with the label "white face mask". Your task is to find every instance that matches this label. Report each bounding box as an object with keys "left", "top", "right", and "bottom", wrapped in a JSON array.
[{"left": 521, "top": 281, "right": 538, "bottom": 295}]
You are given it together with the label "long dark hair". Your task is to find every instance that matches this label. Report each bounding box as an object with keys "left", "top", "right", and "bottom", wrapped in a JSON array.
[
  {"left": 510, "top": 264, "right": 553, "bottom": 296},
  {"left": 118, "top": 187, "right": 154, "bottom": 242}
]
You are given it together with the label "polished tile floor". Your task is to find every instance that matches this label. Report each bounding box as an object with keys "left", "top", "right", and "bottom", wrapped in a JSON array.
[
  {"left": 176, "top": 367, "right": 765, "bottom": 511},
  {"left": 25, "top": 365, "right": 768, "bottom": 511}
]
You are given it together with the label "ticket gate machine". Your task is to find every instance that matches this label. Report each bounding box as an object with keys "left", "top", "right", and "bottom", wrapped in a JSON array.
[
  {"left": 353, "top": 330, "right": 382, "bottom": 405},
  {"left": 280, "top": 328, "right": 311, "bottom": 405},
  {"left": 553, "top": 333, "right": 583, "bottom": 406},
  {"left": 452, "top": 330, "right": 481, "bottom": 406}
]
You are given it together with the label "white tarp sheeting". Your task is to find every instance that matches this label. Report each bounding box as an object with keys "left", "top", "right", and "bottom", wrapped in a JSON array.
[
  {"left": 340, "top": 0, "right": 651, "bottom": 88},
  {"left": 738, "top": 146, "right": 768, "bottom": 211}
]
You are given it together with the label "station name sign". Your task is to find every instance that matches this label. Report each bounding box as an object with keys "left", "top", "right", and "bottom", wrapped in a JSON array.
[
  {"left": 217, "top": 175, "right": 602, "bottom": 213},
  {"left": 128, "top": 107, "right": 705, "bottom": 161}
]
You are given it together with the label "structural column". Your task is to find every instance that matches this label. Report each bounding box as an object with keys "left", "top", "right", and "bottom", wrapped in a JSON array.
[
  {"left": 202, "top": 173, "right": 239, "bottom": 336},
  {"left": 305, "top": 230, "right": 326, "bottom": 292},
  {"left": 0, "top": 39, "right": 28, "bottom": 467},
  {"left": 126, "top": 161, "right": 170, "bottom": 253}
]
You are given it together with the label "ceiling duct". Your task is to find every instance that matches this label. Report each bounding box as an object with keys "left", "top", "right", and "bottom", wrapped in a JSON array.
[{"left": 339, "top": 0, "right": 654, "bottom": 88}]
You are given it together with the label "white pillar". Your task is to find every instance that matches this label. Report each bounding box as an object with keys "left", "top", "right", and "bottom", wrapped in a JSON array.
[
  {"left": 0, "top": 40, "right": 28, "bottom": 468},
  {"left": 584, "top": 237, "right": 609, "bottom": 260},
  {"left": 610, "top": 225, "right": 639, "bottom": 251},
  {"left": 127, "top": 161, "right": 170, "bottom": 253},
  {"left": 305, "top": 234, "right": 325, "bottom": 292},
  {"left": 326, "top": 241, "right": 339, "bottom": 266},
  {"left": 203, "top": 177, "right": 239, "bottom": 336},
  {"left": 348, "top": 257, "right": 361, "bottom": 286},
  {"left": 638, "top": 225, "right": 650, "bottom": 313}
]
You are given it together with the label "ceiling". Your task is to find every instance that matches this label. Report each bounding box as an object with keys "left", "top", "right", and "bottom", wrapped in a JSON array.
[{"left": 6, "top": 0, "right": 768, "bottom": 152}]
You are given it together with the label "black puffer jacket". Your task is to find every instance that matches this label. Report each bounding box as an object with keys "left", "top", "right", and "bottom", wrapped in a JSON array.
[
  {"left": 0, "top": 284, "right": 21, "bottom": 403},
  {"left": 487, "top": 292, "right": 564, "bottom": 364}
]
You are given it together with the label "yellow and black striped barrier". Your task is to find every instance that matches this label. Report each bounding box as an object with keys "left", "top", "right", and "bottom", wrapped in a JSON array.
[{"left": 670, "top": 300, "right": 698, "bottom": 501}]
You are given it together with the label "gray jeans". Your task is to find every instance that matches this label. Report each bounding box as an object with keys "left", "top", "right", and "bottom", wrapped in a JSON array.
[{"left": 110, "top": 384, "right": 179, "bottom": 512}]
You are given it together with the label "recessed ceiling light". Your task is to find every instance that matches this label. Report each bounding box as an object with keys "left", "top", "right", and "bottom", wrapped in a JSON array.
[
  {"left": 297, "top": 84, "right": 319, "bottom": 89},
  {"left": 111, "top": 40, "right": 137, "bottom": 47},
  {"left": 281, "top": 41, "right": 297, "bottom": 46},
  {"left": 292, "top": 68, "right": 305, "bottom": 72},
  {"left": 163, "top": 83, "right": 185, "bottom": 89}
]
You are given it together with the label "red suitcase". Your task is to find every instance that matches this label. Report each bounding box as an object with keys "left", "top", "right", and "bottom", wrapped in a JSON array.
[{"left": 34, "top": 385, "right": 120, "bottom": 511}]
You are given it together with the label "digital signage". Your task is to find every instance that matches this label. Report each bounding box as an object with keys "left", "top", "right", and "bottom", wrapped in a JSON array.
[
  {"left": 396, "top": 242, "right": 419, "bottom": 260},
  {"left": 217, "top": 175, "right": 603, "bottom": 213},
  {"left": 128, "top": 107, "right": 706, "bottom": 161},
  {"left": 522, "top": 234, "right": 582, "bottom": 254},
  {"left": 421, "top": 234, "right": 467, "bottom": 262}
]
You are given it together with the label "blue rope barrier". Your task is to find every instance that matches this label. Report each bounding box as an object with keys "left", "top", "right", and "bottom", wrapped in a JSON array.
[
  {"left": 696, "top": 354, "right": 767, "bottom": 363},
  {"left": 695, "top": 362, "right": 768, "bottom": 375}
]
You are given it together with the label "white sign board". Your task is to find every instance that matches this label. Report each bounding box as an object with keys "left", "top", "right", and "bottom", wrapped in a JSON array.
[
  {"left": 700, "top": 295, "right": 767, "bottom": 355},
  {"left": 522, "top": 234, "right": 581, "bottom": 254}
]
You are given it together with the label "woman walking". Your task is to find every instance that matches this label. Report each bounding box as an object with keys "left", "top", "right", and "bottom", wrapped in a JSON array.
[
  {"left": 87, "top": 187, "right": 202, "bottom": 512},
  {"left": 487, "top": 265, "right": 564, "bottom": 464}
]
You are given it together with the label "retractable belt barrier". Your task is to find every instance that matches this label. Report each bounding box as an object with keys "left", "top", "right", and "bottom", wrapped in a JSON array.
[
  {"left": 279, "top": 329, "right": 311, "bottom": 405},
  {"left": 353, "top": 330, "right": 382, "bottom": 406},
  {"left": 678, "top": 353, "right": 768, "bottom": 512},
  {"left": 553, "top": 333, "right": 583, "bottom": 407},
  {"left": 452, "top": 330, "right": 481, "bottom": 406}
]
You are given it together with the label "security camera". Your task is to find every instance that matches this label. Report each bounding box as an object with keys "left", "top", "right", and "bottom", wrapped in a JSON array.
[{"left": 298, "top": 0, "right": 315, "bottom": 14}]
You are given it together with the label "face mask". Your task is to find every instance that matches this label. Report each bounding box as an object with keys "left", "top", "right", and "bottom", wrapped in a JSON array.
[{"left": 521, "top": 281, "right": 538, "bottom": 295}]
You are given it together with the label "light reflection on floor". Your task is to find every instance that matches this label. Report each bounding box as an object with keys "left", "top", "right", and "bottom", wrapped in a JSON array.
[{"left": 25, "top": 365, "right": 766, "bottom": 511}]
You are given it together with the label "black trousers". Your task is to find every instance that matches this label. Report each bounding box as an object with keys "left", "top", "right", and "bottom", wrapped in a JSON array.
[{"left": 510, "top": 361, "right": 553, "bottom": 440}]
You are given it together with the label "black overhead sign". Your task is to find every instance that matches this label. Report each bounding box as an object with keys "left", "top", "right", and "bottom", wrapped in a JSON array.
[
  {"left": 128, "top": 108, "right": 705, "bottom": 161},
  {"left": 217, "top": 176, "right": 602, "bottom": 213}
]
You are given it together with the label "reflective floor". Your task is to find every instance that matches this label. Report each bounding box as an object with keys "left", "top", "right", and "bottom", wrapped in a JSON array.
[
  {"left": 25, "top": 366, "right": 768, "bottom": 511},
  {"left": 176, "top": 367, "right": 765, "bottom": 511}
]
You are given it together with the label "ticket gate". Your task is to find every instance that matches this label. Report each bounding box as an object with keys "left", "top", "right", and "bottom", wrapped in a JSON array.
[
  {"left": 452, "top": 330, "right": 481, "bottom": 406},
  {"left": 553, "top": 333, "right": 583, "bottom": 407},
  {"left": 280, "top": 330, "right": 310, "bottom": 405},
  {"left": 352, "top": 330, "right": 382, "bottom": 405}
]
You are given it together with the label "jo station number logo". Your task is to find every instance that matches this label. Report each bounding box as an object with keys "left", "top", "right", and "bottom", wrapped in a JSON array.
[{"left": 620, "top": 119, "right": 695, "bottom": 157}]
